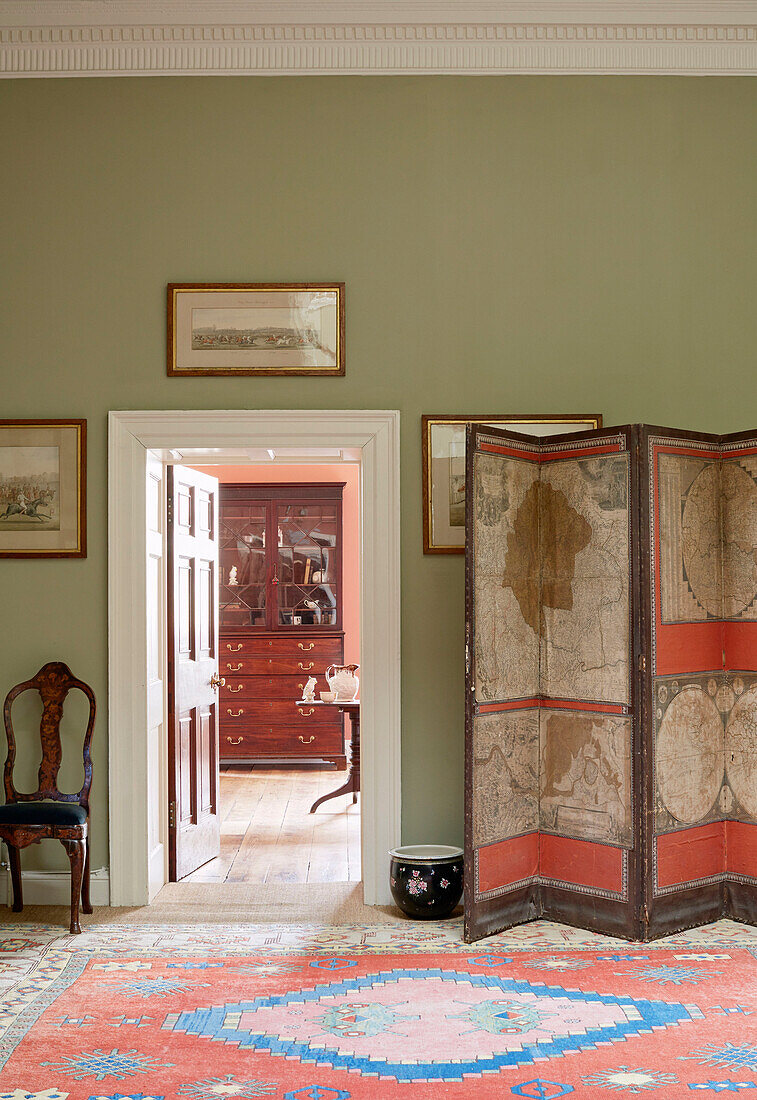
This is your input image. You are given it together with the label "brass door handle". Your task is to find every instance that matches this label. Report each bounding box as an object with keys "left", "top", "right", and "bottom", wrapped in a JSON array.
[
  {"left": 210, "top": 673, "right": 226, "bottom": 689},
  {"left": 298, "top": 662, "right": 314, "bottom": 671},
  {"left": 226, "top": 709, "right": 244, "bottom": 717},
  {"left": 298, "top": 707, "right": 315, "bottom": 717},
  {"left": 227, "top": 663, "right": 242, "bottom": 672},
  {"left": 227, "top": 643, "right": 243, "bottom": 652},
  {"left": 298, "top": 643, "right": 315, "bottom": 651},
  {"left": 298, "top": 735, "right": 315, "bottom": 744},
  {"left": 227, "top": 684, "right": 243, "bottom": 693},
  {"left": 226, "top": 737, "right": 243, "bottom": 745}
]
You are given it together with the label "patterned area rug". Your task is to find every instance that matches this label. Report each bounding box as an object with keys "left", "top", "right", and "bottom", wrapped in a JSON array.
[{"left": 3, "top": 919, "right": 757, "bottom": 1098}]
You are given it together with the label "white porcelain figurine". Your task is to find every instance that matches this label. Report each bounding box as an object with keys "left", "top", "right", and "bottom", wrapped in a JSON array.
[
  {"left": 228, "top": 565, "right": 238, "bottom": 586},
  {"left": 302, "top": 676, "right": 318, "bottom": 702}
]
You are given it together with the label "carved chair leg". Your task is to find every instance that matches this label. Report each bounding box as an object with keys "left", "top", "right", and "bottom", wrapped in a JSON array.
[
  {"left": 7, "top": 846, "right": 23, "bottom": 913},
  {"left": 81, "top": 836, "right": 92, "bottom": 913},
  {"left": 62, "top": 840, "right": 85, "bottom": 934}
]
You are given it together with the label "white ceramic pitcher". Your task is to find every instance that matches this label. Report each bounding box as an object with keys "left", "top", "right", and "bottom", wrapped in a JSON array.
[{"left": 325, "top": 663, "right": 360, "bottom": 701}]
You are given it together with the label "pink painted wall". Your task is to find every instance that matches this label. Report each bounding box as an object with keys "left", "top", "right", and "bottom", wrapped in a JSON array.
[{"left": 190, "top": 464, "right": 360, "bottom": 667}]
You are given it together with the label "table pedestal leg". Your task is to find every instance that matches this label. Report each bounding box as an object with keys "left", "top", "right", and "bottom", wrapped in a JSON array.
[{"left": 309, "top": 710, "right": 360, "bottom": 813}]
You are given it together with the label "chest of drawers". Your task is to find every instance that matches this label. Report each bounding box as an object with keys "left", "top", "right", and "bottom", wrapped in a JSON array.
[
  {"left": 218, "top": 482, "right": 346, "bottom": 766},
  {"left": 219, "top": 632, "right": 345, "bottom": 764}
]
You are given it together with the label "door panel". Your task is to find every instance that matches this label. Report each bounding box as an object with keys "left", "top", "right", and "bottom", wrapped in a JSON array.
[
  {"left": 274, "top": 498, "right": 341, "bottom": 628},
  {"left": 220, "top": 499, "right": 268, "bottom": 632},
  {"left": 178, "top": 558, "right": 193, "bottom": 656},
  {"left": 178, "top": 714, "right": 195, "bottom": 823},
  {"left": 198, "top": 560, "right": 214, "bottom": 656},
  {"left": 168, "top": 465, "right": 221, "bottom": 881},
  {"left": 198, "top": 706, "right": 215, "bottom": 815}
]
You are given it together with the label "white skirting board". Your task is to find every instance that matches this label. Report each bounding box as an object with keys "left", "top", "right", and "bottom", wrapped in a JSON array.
[{"left": 5, "top": 868, "right": 110, "bottom": 908}]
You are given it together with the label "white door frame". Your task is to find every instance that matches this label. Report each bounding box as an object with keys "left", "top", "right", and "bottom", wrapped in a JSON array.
[{"left": 108, "top": 409, "right": 401, "bottom": 907}]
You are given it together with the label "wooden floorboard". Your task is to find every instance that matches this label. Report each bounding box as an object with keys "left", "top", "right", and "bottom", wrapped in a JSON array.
[{"left": 183, "top": 765, "right": 361, "bottom": 885}]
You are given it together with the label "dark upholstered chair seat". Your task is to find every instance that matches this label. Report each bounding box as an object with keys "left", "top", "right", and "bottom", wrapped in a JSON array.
[{"left": 0, "top": 802, "right": 87, "bottom": 827}]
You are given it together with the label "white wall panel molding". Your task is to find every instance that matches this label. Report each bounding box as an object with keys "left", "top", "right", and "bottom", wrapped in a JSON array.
[{"left": 1, "top": 2, "right": 756, "bottom": 76}]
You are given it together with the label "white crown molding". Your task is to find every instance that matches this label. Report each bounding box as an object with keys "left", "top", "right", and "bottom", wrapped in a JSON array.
[{"left": 1, "top": 2, "right": 756, "bottom": 75}]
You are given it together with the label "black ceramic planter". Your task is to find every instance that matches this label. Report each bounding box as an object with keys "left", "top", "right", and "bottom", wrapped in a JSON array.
[{"left": 389, "top": 844, "right": 464, "bottom": 919}]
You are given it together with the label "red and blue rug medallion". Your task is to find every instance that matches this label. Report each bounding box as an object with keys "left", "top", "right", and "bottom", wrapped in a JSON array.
[{"left": 1, "top": 921, "right": 757, "bottom": 1098}]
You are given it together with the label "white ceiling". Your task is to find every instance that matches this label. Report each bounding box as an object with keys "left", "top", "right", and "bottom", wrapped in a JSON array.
[{"left": 1, "top": 1, "right": 756, "bottom": 75}]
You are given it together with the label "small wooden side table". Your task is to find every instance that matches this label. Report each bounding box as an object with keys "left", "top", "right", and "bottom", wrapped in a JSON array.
[{"left": 300, "top": 700, "right": 360, "bottom": 813}]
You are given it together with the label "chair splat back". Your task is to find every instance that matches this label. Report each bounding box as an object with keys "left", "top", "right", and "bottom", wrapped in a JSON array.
[{"left": 3, "top": 662, "right": 96, "bottom": 811}]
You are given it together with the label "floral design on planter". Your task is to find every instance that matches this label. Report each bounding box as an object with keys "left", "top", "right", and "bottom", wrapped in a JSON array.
[
  {"left": 440, "top": 878, "right": 450, "bottom": 889},
  {"left": 407, "top": 870, "right": 428, "bottom": 897}
]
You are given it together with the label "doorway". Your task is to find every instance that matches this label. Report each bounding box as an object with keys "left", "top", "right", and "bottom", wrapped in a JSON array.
[
  {"left": 108, "top": 410, "right": 400, "bottom": 907},
  {"left": 168, "top": 458, "right": 362, "bottom": 886}
]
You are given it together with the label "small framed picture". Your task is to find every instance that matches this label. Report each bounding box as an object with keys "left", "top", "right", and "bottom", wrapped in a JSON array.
[
  {"left": 0, "top": 419, "right": 86, "bottom": 558},
  {"left": 422, "top": 413, "right": 603, "bottom": 554},
  {"left": 167, "top": 283, "right": 345, "bottom": 377}
]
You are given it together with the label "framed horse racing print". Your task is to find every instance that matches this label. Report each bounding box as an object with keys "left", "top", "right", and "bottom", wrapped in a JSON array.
[
  {"left": 167, "top": 283, "right": 345, "bottom": 377},
  {"left": 0, "top": 419, "right": 86, "bottom": 558}
]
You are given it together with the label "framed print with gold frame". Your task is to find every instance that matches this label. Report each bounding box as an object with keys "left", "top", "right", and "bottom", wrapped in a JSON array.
[
  {"left": 421, "top": 413, "right": 603, "bottom": 554},
  {"left": 167, "top": 283, "right": 345, "bottom": 377},
  {"left": 0, "top": 419, "right": 86, "bottom": 558}
]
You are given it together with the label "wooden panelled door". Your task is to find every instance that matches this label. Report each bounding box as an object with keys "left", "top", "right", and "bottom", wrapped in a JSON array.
[{"left": 167, "top": 465, "right": 222, "bottom": 880}]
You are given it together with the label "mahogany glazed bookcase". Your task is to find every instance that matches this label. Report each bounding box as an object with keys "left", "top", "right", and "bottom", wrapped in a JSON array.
[{"left": 464, "top": 423, "right": 757, "bottom": 942}]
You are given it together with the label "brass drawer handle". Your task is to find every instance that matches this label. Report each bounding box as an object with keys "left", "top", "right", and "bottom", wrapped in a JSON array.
[
  {"left": 227, "top": 643, "right": 243, "bottom": 652},
  {"left": 298, "top": 662, "right": 314, "bottom": 671},
  {"left": 298, "top": 642, "right": 315, "bottom": 651},
  {"left": 226, "top": 709, "right": 244, "bottom": 717},
  {"left": 227, "top": 662, "right": 243, "bottom": 672},
  {"left": 227, "top": 684, "right": 243, "bottom": 693},
  {"left": 298, "top": 707, "right": 315, "bottom": 717},
  {"left": 226, "top": 736, "right": 243, "bottom": 745},
  {"left": 298, "top": 735, "right": 315, "bottom": 744},
  {"left": 298, "top": 682, "right": 304, "bottom": 691}
]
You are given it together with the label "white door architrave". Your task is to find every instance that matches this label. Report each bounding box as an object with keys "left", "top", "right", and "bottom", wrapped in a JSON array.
[{"left": 108, "top": 409, "right": 401, "bottom": 907}]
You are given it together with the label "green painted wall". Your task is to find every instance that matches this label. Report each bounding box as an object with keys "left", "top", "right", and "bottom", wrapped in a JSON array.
[{"left": 2, "top": 76, "right": 756, "bottom": 878}]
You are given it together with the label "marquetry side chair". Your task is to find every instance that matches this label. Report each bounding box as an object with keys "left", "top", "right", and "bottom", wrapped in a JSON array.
[{"left": 0, "top": 662, "right": 96, "bottom": 934}]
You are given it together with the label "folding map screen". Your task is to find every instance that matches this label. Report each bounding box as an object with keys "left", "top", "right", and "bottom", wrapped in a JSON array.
[{"left": 464, "top": 423, "right": 757, "bottom": 942}]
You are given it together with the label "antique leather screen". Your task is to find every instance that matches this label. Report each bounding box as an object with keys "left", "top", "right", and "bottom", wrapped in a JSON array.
[
  {"left": 465, "top": 424, "right": 639, "bottom": 941},
  {"left": 465, "top": 422, "right": 757, "bottom": 942},
  {"left": 642, "top": 427, "right": 757, "bottom": 937}
]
